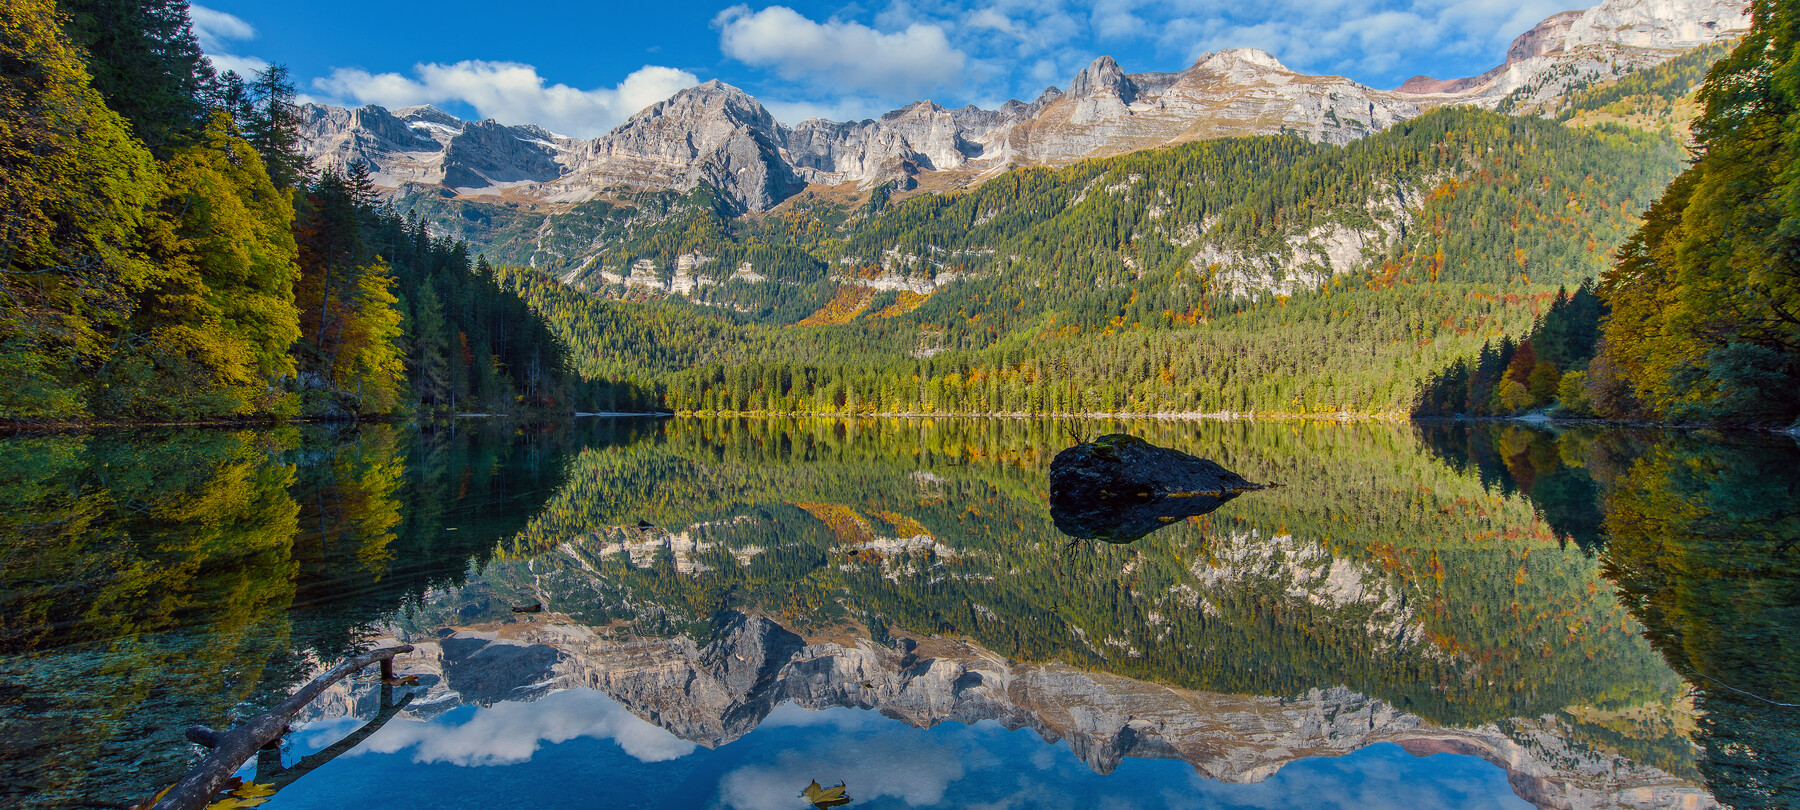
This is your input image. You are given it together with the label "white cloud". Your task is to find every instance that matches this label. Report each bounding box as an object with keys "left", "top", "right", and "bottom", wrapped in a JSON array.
[
  {"left": 209, "top": 52, "right": 272, "bottom": 79},
  {"left": 680, "top": 0, "right": 1581, "bottom": 122},
  {"left": 1091, "top": 0, "right": 1149, "bottom": 39},
  {"left": 188, "top": 4, "right": 268, "bottom": 78},
  {"left": 188, "top": 4, "right": 253, "bottom": 53},
  {"left": 715, "top": 5, "right": 968, "bottom": 98},
  {"left": 311, "top": 61, "right": 698, "bottom": 138},
  {"left": 1148, "top": 0, "right": 1570, "bottom": 82},
  {"left": 761, "top": 97, "right": 890, "bottom": 125},
  {"left": 718, "top": 708, "right": 970, "bottom": 810},
  {"left": 355, "top": 688, "right": 698, "bottom": 765}
]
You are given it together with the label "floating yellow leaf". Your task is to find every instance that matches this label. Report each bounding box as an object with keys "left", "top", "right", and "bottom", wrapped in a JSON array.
[
  {"left": 231, "top": 783, "right": 276, "bottom": 798},
  {"left": 801, "top": 779, "right": 851, "bottom": 807},
  {"left": 206, "top": 797, "right": 267, "bottom": 809},
  {"left": 131, "top": 784, "right": 174, "bottom": 810}
]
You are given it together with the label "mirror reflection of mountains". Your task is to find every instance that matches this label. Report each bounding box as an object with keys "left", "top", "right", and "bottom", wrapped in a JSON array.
[
  {"left": 292, "top": 418, "right": 1725, "bottom": 810},
  {"left": 304, "top": 610, "right": 1704, "bottom": 810},
  {"left": 14, "top": 418, "right": 1786, "bottom": 809}
]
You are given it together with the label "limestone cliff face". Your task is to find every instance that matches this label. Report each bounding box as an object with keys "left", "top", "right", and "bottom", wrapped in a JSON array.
[
  {"left": 299, "top": 613, "right": 1713, "bottom": 810},
  {"left": 544, "top": 80, "right": 803, "bottom": 213},
  {"left": 1003, "top": 49, "right": 1419, "bottom": 168},
  {"left": 297, "top": 104, "right": 455, "bottom": 187},
  {"left": 1396, "top": 0, "right": 1750, "bottom": 111},
  {"left": 438, "top": 120, "right": 563, "bottom": 191}
]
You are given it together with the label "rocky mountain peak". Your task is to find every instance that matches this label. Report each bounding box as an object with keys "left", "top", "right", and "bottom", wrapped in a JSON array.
[
  {"left": 1507, "top": 10, "right": 1584, "bottom": 62},
  {"left": 293, "top": 0, "right": 1745, "bottom": 215},
  {"left": 546, "top": 78, "right": 800, "bottom": 213},
  {"left": 1197, "top": 48, "right": 1292, "bottom": 73},
  {"left": 440, "top": 119, "right": 563, "bottom": 191},
  {"left": 881, "top": 100, "right": 949, "bottom": 122},
  {"left": 628, "top": 79, "right": 778, "bottom": 136},
  {"left": 1394, "top": 0, "right": 1748, "bottom": 108},
  {"left": 1068, "top": 55, "right": 1138, "bottom": 104},
  {"left": 392, "top": 104, "right": 463, "bottom": 128}
]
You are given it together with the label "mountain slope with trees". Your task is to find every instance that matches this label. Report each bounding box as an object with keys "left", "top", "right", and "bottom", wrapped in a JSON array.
[
  {"left": 496, "top": 107, "right": 1685, "bottom": 416},
  {"left": 1419, "top": 0, "right": 1799, "bottom": 424}
]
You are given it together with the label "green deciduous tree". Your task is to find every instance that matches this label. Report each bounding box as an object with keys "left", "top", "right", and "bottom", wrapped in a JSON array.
[{"left": 1596, "top": 0, "right": 1800, "bottom": 423}]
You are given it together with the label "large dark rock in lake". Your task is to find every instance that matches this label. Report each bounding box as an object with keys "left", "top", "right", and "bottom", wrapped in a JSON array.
[{"left": 1050, "top": 434, "right": 1260, "bottom": 542}]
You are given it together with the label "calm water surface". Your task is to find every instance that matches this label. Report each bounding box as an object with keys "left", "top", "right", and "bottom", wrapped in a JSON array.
[{"left": 1, "top": 418, "right": 1794, "bottom": 809}]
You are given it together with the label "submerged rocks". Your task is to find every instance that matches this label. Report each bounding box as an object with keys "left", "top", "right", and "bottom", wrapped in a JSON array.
[{"left": 1049, "top": 433, "right": 1262, "bottom": 542}]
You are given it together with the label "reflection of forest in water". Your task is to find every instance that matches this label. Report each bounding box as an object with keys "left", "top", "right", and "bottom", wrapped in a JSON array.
[
  {"left": 0, "top": 419, "right": 650, "bottom": 808},
  {"left": 0, "top": 418, "right": 1792, "bottom": 808},
  {"left": 1418, "top": 423, "right": 1800, "bottom": 807}
]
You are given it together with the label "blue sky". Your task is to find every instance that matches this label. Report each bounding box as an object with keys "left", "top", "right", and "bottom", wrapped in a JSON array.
[{"left": 190, "top": 0, "right": 1579, "bottom": 136}]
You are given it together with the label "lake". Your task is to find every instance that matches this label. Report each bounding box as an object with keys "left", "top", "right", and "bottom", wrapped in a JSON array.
[{"left": 1, "top": 418, "right": 1794, "bottom": 809}]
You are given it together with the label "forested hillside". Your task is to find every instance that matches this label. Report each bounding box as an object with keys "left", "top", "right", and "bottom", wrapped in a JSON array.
[
  {"left": 1422, "top": 0, "right": 1799, "bottom": 424},
  {"left": 0, "top": 0, "right": 585, "bottom": 422},
  {"left": 497, "top": 107, "right": 1685, "bottom": 416}
]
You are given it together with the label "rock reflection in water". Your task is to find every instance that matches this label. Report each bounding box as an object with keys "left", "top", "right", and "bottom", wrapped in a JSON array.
[
  {"left": 1049, "top": 490, "right": 1239, "bottom": 543},
  {"left": 1048, "top": 433, "right": 1259, "bottom": 542}
]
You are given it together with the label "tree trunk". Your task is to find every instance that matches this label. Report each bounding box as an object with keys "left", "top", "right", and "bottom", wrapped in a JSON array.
[{"left": 148, "top": 644, "right": 414, "bottom": 810}]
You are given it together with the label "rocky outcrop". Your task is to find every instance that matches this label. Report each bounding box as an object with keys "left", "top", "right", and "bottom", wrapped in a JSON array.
[
  {"left": 439, "top": 120, "right": 563, "bottom": 191},
  {"left": 277, "top": 38, "right": 1421, "bottom": 211},
  {"left": 297, "top": 104, "right": 457, "bottom": 187},
  {"left": 300, "top": 613, "right": 1716, "bottom": 810},
  {"left": 1049, "top": 434, "right": 1262, "bottom": 542},
  {"left": 545, "top": 81, "right": 803, "bottom": 213}
]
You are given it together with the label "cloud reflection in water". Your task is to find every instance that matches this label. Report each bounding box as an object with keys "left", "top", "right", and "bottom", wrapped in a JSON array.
[
  {"left": 266, "top": 691, "right": 1528, "bottom": 810},
  {"left": 336, "top": 688, "right": 698, "bottom": 766}
]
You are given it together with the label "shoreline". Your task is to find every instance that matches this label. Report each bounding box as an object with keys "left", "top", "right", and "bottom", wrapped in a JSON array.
[
  {"left": 667, "top": 410, "right": 1404, "bottom": 422},
  {"left": 0, "top": 411, "right": 667, "bottom": 435},
  {"left": 3, "top": 409, "right": 1791, "bottom": 435}
]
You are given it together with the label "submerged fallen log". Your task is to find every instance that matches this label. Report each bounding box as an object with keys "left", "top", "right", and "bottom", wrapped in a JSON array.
[{"left": 147, "top": 644, "right": 415, "bottom": 810}]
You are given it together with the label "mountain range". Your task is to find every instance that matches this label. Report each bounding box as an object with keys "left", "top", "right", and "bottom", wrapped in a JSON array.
[{"left": 297, "top": 0, "right": 1749, "bottom": 215}]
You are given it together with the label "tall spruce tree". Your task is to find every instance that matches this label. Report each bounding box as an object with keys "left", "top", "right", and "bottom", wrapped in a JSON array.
[
  {"left": 238, "top": 65, "right": 307, "bottom": 191},
  {"left": 57, "top": 0, "right": 211, "bottom": 153}
]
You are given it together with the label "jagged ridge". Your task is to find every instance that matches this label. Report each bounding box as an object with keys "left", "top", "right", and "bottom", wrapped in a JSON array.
[{"left": 296, "top": 0, "right": 1746, "bottom": 215}]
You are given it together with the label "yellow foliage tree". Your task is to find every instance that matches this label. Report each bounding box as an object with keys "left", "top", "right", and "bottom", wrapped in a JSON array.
[
  {"left": 98, "top": 114, "right": 302, "bottom": 417},
  {"left": 331, "top": 261, "right": 407, "bottom": 414},
  {"left": 1596, "top": 0, "right": 1800, "bottom": 422},
  {"left": 0, "top": 0, "right": 161, "bottom": 418}
]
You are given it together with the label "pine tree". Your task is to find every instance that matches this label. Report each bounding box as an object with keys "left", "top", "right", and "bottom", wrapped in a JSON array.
[
  {"left": 239, "top": 65, "right": 308, "bottom": 191},
  {"left": 57, "top": 0, "right": 212, "bottom": 153}
]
